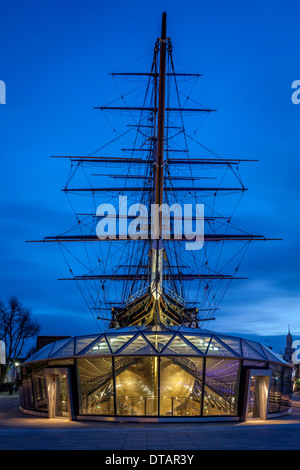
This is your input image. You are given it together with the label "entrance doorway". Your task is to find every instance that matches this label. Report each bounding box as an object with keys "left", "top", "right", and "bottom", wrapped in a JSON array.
[
  {"left": 243, "top": 369, "right": 271, "bottom": 421},
  {"left": 44, "top": 368, "right": 74, "bottom": 420}
]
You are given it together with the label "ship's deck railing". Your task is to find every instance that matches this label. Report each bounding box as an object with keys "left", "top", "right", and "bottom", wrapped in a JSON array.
[
  {"left": 163, "top": 286, "right": 186, "bottom": 307},
  {"left": 125, "top": 286, "right": 149, "bottom": 306}
]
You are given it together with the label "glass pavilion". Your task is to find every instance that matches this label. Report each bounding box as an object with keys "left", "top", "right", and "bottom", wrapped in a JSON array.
[{"left": 19, "top": 326, "right": 293, "bottom": 422}]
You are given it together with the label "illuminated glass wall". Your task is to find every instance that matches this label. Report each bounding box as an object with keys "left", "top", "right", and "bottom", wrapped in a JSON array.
[
  {"left": 160, "top": 357, "right": 203, "bottom": 416},
  {"left": 203, "top": 358, "right": 240, "bottom": 416},
  {"left": 77, "top": 357, "right": 114, "bottom": 415},
  {"left": 21, "top": 348, "right": 292, "bottom": 419},
  {"left": 115, "top": 356, "right": 158, "bottom": 416}
]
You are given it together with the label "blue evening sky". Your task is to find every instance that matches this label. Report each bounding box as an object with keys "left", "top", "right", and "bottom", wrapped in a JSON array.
[{"left": 0, "top": 0, "right": 299, "bottom": 355}]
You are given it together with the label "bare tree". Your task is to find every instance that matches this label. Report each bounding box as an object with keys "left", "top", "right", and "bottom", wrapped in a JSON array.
[{"left": 0, "top": 297, "right": 40, "bottom": 382}]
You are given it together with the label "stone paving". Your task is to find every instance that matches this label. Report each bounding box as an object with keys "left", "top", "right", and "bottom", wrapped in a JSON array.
[{"left": 1, "top": 393, "right": 300, "bottom": 450}]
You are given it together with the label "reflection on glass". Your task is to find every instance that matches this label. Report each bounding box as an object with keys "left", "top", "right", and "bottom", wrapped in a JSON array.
[
  {"left": 55, "top": 375, "right": 69, "bottom": 417},
  {"left": 106, "top": 335, "right": 134, "bottom": 353},
  {"left": 81, "top": 337, "right": 111, "bottom": 355},
  {"left": 242, "top": 341, "right": 264, "bottom": 360},
  {"left": 217, "top": 336, "right": 241, "bottom": 356},
  {"left": 160, "top": 357, "right": 203, "bottom": 416},
  {"left": 268, "top": 364, "right": 283, "bottom": 413},
  {"left": 144, "top": 334, "right": 174, "bottom": 352},
  {"left": 115, "top": 356, "right": 158, "bottom": 416},
  {"left": 162, "top": 336, "right": 198, "bottom": 355},
  {"left": 120, "top": 335, "right": 155, "bottom": 354},
  {"left": 51, "top": 339, "right": 75, "bottom": 358},
  {"left": 248, "top": 377, "right": 260, "bottom": 418},
  {"left": 31, "top": 362, "right": 48, "bottom": 412},
  {"left": 29, "top": 342, "right": 54, "bottom": 362},
  {"left": 21, "top": 365, "right": 34, "bottom": 410},
  {"left": 203, "top": 358, "right": 240, "bottom": 416},
  {"left": 75, "top": 335, "right": 99, "bottom": 355},
  {"left": 206, "top": 338, "right": 233, "bottom": 357},
  {"left": 50, "top": 338, "right": 72, "bottom": 357},
  {"left": 183, "top": 335, "right": 211, "bottom": 354},
  {"left": 243, "top": 339, "right": 267, "bottom": 359},
  {"left": 77, "top": 357, "right": 114, "bottom": 415},
  {"left": 280, "top": 366, "right": 292, "bottom": 412}
]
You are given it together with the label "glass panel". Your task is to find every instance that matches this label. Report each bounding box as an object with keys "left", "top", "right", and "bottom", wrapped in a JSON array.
[
  {"left": 206, "top": 337, "right": 234, "bottom": 357},
  {"left": 243, "top": 339, "right": 267, "bottom": 359},
  {"left": 115, "top": 356, "right": 158, "bottom": 416},
  {"left": 49, "top": 338, "right": 73, "bottom": 357},
  {"left": 119, "top": 335, "right": 156, "bottom": 355},
  {"left": 31, "top": 362, "right": 48, "bottom": 412},
  {"left": 248, "top": 377, "right": 261, "bottom": 418},
  {"left": 80, "top": 337, "right": 111, "bottom": 355},
  {"left": 106, "top": 335, "right": 134, "bottom": 353},
  {"left": 217, "top": 336, "right": 241, "bottom": 356},
  {"left": 75, "top": 336, "right": 100, "bottom": 355},
  {"left": 51, "top": 339, "right": 75, "bottom": 358},
  {"left": 20, "top": 364, "right": 34, "bottom": 410},
  {"left": 77, "top": 357, "right": 114, "bottom": 415},
  {"left": 29, "top": 343, "right": 54, "bottom": 362},
  {"left": 268, "top": 364, "right": 283, "bottom": 413},
  {"left": 162, "top": 335, "right": 198, "bottom": 355},
  {"left": 280, "top": 367, "right": 293, "bottom": 412},
  {"left": 160, "top": 357, "right": 203, "bottom": 416},
  {"left": 203, "top": 358, "right": 240, "bottom": 416},
  {"left": 262, "top": 346, "right": 286, "bottom": 363},
  {"left": 144, "top": 333, "right": 174, "bottom": 352},
  {"left": 24, "top": 351, "right": 40, "bottom": 363},
  {"left": 241, "top": 340, "right": 264, "bottom": 360},
  {"left": 54, "top": 375, "right": 69, "bottom": 417},
  {"left": 183, "top": 335, "right": 211, "bottom": 354}
]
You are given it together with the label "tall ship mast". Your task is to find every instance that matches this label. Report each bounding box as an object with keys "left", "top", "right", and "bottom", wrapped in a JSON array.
[{"left": 32, "top": 13, "right": 275, "bottom": 331}]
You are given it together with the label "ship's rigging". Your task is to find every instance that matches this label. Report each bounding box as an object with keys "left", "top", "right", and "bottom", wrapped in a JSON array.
[{"left": 29, "top": 13, "right": 279, "bottom": 331}]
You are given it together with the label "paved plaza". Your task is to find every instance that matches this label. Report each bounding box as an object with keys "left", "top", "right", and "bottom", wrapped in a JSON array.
[{"left": 1, "top": 393, "right": 300, "bottom": 450}]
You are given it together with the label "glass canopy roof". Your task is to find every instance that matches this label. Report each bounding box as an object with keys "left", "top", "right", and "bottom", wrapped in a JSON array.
[{"left": 25, "top": 326, "right": 287, "bottom": 365}]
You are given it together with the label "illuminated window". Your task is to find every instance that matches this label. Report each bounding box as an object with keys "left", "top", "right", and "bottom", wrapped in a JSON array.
[
  {"left": 115, "top": 356, "right": 158, "bottom": 416},
  {"left": 160, "top": 357, "right": 203, "bottom": 416},
  {"left": 203, "top": 358, "right": 240, "bottom": 416},
  {"left": 77, "top": 357, "right": 114, "bottom": 415}
]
